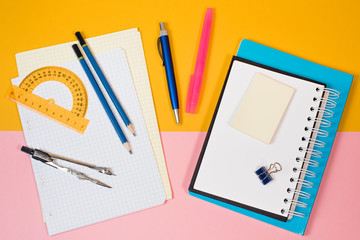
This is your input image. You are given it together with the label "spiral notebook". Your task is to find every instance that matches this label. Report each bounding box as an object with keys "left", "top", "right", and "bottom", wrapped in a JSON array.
[{"left": 189, "top": 40, "right": 353, "bottom": 235}]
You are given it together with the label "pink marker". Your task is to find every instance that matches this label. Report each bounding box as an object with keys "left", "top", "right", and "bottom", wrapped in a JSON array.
[{"left": 186, "top": 8, "right": 214, "bottom": 114}]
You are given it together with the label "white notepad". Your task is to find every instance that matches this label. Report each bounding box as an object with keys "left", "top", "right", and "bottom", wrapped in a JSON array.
[
  {"left": 15, "top": 28, "right": 172, "bottom": 200},
  {"left": 192, "top": 58, "right": 325, "bottom": 220},
  {"left": 12, "top": 49, "right": 166, "bottom": 235}
]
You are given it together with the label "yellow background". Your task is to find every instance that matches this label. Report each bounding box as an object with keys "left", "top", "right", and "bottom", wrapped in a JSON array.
[{"left": 0, "top": 0, "right": 359, "bottom": 131}]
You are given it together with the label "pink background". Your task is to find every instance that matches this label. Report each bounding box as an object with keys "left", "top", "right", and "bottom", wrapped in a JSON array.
[{"left": 0, "top": 131, "right": 359, "bottom": 240}]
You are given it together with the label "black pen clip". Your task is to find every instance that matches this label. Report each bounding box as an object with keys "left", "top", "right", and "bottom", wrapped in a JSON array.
[{"left": 157, "top": 37, "right": 165, "bottom": 66}]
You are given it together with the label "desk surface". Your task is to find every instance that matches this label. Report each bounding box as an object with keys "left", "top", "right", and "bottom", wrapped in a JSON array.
[
  {"left": 1, "top": 1, "right": 360, "bottom": 239},
  {"left": 0, "top": 131, "right": 359, "bottom": 239},
  {"left": 0, "top": 0, "right": 360, "bottom": 131}
]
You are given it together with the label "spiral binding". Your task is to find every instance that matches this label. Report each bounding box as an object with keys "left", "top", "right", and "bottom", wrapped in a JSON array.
[
  {"left": 284, "top": 87, "right": 339, "bottom": 219},
  {"left": 287, "top": 188, "right": 311, "bottom": 199},
  {"left": 290, "top": 177, "right": 314, "bottom": 188},
  {"left": 310, "top": 128, "right": 329, "bottom": 138},
  {"left": 296, "top": 156, "right": 319, "bottom": 168},
  {"left": 292, "top": 168, "right": 316, "bottom": 178},
  {"left": 281, "top": 209, "right": 306, "bottom": 218},
  {"left": 301, "top": 137, "right": 326, "bottom": 148},
  {"left": 284, "top": 199, "right": 308, "bottom": 208}
]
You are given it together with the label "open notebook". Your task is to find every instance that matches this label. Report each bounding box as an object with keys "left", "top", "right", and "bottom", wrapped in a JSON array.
[
  {"left": 189, "top": 51, "right": 353, "bottom": 234},
  {"left": 12, "top": 49, "right": 166, "bottom": 235}
]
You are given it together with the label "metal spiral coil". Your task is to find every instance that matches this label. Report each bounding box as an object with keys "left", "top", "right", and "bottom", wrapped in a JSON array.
[
  {"left": 295, "top": 156, "right": 319, "bottom": 168},
  {"left": 290, "top": 177, "right": 314, "bottom": 188},
  {"left": 284, "top": 87, "right": 339, "bottom": 219},
  {"left": 281, "top": 208, "right": 306, "bottom": 218}
]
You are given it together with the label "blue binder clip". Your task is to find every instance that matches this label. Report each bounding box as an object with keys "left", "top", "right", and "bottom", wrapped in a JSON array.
[{"left": 255, "top": 162, "right": 282, "bottom": 185}]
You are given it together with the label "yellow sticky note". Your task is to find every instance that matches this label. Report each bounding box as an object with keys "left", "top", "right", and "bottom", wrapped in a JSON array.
[{"left": 231, "top": 73, "right": 295, "bottom": 144}]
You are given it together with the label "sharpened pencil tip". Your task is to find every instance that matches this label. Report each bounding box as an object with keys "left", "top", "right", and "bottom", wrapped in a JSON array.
[
  {"left": 128, "top": 124, "right": 136, "bottom": 137},
  {"left": 124, "top": 142, "right": 132, "bottom": 154}
]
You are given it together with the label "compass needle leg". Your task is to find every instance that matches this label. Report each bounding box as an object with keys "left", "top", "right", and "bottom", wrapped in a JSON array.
[{"left": 21, "top": 146, "right": 113, "bottom": 188}]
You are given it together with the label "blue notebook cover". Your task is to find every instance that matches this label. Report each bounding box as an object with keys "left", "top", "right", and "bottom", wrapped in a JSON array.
[{"left": 188, "top": 40, "right": 353, "bottom": 235}]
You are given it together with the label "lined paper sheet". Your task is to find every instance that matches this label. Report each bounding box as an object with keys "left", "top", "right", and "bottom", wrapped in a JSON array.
[
  {"left": 13, "top": 49, "right": 166, "bottom": 235},
  {"left": 15, "top": 28, "right": 172, "bottom": 199}
]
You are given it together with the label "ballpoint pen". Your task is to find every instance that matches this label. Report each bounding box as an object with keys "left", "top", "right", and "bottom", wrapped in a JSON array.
[
  {"left": 75, "top": 31, "right": 136, "bottom": 136},
  {"left": 72, "top": 44, "right": 132, "bottom": 154},
  {"left": 157, "top": 22, "right": 180, "bottom": 125},
  {"left": 21, "top": 146, "right": 114, "bottom": 188}
]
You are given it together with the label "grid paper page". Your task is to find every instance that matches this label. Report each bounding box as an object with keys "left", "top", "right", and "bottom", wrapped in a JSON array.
[
  {"left": 15, "top": 28, "right": 172, "bottom": 199},
  {"left": 12, "top": 49, "right": 166, "bottom": 235}
]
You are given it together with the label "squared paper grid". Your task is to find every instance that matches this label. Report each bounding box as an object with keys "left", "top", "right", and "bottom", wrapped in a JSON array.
[
  {"left": 12, "top": 49, "right": 165, "bottom": 235},
  {"left": 15, "top": 28, "right": 172, "bottom": 200}
]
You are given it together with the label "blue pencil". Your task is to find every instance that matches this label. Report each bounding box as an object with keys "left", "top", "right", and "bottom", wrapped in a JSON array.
[
  {"left": 72, "top": 44, "right": 132, "bottom": 154},
  {"left": 75, "top": 31, "right": 135, "bottom": 136}
]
